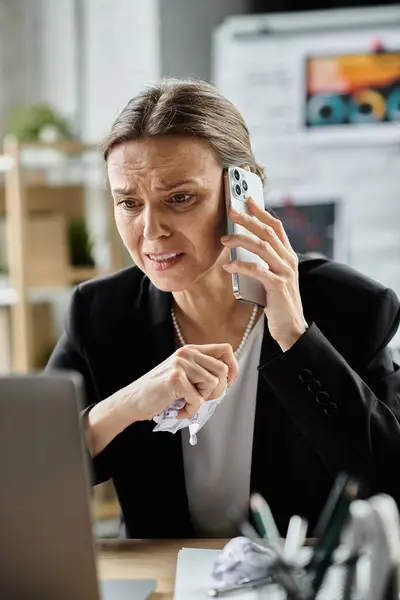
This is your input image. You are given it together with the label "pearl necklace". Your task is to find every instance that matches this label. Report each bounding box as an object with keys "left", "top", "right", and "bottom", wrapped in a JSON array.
[{"left": 171, "top": 304, "right": 259, "bottom": 359}]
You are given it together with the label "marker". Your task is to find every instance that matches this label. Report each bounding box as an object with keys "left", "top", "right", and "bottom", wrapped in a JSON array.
[
  {"left": 284, "top": 515, "right": 308, "bottom": 561},
  {"left": 250, "top": 493, "right": 280, "bottom": 542}
]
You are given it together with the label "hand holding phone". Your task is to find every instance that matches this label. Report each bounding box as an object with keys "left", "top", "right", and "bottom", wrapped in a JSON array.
[
  {"left": 222, "top": 165, "right": 308, "bottom": 351},
  {"left": 224, "top": 166, "right": 267, "bottom": 307}
]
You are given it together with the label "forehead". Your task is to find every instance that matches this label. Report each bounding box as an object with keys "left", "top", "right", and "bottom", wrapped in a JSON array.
[{"left": 107, "top": 135, "right": 221, "bottom": 190}]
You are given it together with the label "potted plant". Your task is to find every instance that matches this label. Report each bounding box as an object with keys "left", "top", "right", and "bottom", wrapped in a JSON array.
[
  {"left": 68, "top": 218, "right": 95, "bottom": 267},
  {"left": 5, "top": 103, "right": 73, "bottom": 142}
]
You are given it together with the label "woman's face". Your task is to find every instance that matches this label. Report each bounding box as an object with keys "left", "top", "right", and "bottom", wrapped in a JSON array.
[{"left": 107, "top": 135, "right": 228, "bottom": 291}]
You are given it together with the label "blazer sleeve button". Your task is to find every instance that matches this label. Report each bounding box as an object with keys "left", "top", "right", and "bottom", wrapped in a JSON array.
[
  {"left": 307, "top": 379, "right": 321, "bottom": 393},
  {"left": 315, "top": 391, "right": 330, "bottom": 405},
  {"left": 324, "top": 402, "right": 338, "bottom": 416},
  {"left": 298, "top": 369, "right": 312, "bottom": 382}
]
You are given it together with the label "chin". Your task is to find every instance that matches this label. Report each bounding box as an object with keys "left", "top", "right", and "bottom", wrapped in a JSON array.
[
  {"left": 140, "top": 254, "right": 221, "bottom": 292},
  {"left": 147, "top": 275, "right": 195, "bottom": 293}
]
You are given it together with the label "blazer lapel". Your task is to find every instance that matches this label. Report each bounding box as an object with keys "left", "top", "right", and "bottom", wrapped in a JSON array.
[
  {"left": 145, "top": 281, "right": 194, "bottom": 536},
  {"left": 146, "top": 279, "right": 175, "bottom": 365}
]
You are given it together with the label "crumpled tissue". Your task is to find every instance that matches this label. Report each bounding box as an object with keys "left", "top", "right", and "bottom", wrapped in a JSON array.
[
  {"left": 212, "top": 536, "right": 276, "bottom": 587},
  {"left": 152, "top": 389, "right": 226, "bottom": 445}
]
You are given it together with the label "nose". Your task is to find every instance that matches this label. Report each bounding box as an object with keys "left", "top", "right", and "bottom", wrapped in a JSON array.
[{"left": 142, "top": 205, "right": 171, "bottom": 240}]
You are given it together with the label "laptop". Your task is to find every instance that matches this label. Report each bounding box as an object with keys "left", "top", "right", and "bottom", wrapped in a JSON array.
[{"left": 0, "top": 372, "right": 156, "bottom": 599}]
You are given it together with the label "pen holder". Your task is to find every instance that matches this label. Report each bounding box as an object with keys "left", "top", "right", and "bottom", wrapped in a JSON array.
[{"left": 210, "top": 488, "right": 400, "bottom": 599}]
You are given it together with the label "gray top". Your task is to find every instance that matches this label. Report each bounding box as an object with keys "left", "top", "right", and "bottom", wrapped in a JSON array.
[{"left": 182, "top": 316, "right": 265, "bottom": 537}]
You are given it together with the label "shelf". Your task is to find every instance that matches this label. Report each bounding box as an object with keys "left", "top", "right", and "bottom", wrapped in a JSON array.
[
  {"left": 1, "top": 134, "right": 126, "bottom": 372},
  {"left": 0, "top": 183, "right": 85, "bottom": 217},
  {"left": 0, "top": 155, "right": 13, "bottom": 173},
  {"left": 0, "top": 268, "right": 109, "bottom": 306},
  {"left": 0, "top": 287, "right": 17, "bottom": 306},
  {"left": 17, "top": 140, "right": 98, "bottom": 154}
]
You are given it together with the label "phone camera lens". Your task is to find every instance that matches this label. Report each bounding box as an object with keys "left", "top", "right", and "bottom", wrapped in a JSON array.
[
  {"left": 242, "top": 180, "right": 248, "bottom": 192},
  {"left": 235, "top": 184, "right": 241, "bottom": 195},
  {"left": 233, "top": 169, "right": 240, "bottom": 181}
]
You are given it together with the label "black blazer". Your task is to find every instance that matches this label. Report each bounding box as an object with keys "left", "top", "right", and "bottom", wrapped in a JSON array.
[{"left": 47, "top": 256, "right": 400, "bottom": 538}]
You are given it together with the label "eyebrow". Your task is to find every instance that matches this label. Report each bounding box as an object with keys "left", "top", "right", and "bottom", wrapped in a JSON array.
[
  {"left": 112, "top": 187, "right": 136, "bottom": 197},
  {"left": 112, "top": 178, "right": 200, "bottom": 196},
  {"left": 157, "top": 178, "right": 199, "bottom": 191}
]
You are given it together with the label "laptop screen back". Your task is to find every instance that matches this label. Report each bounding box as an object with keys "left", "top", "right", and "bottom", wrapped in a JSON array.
[{"left": 0, "top": 373, "right": 100, "bottom": 600}]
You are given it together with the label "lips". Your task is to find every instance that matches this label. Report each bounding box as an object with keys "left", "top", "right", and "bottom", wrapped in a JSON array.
[
  {"left": 144, "top": 252, "right": 185, "bottom": 271},
  {"left": 146, "top": 252, "right": 182, "bottom": 261}
]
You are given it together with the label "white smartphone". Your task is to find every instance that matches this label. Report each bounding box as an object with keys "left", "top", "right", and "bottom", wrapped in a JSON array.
[{"left": 224, "top": 166, "right": 267, "bottom": 307}]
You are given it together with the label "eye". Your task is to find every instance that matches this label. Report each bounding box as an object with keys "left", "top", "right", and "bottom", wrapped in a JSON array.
[
  {"left": 170, "top": 193, "right": 193, "bottom": 204},
  {"left": 117, "top": 199, "right": 137, "bottom": 210}
]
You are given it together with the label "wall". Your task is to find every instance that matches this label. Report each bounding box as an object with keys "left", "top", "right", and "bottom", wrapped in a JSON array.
[
  {"left": 35, "top": 0, "right": 78, "bottom": 127},
  {"left": 159, "top": 0, "right": 248, "bottom": 82},
  {"left": 0, "top": 0, "right": 43, "bottom": 136},
  {"left": 81, "top": 0, "right": 160, "bottom": 141}
]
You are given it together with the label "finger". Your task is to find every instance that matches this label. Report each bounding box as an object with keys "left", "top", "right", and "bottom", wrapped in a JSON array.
[
  {"left": 174, "top": 354, "right": 220, "bottom": 400},
  {"left": 169, "top": 368, "right": 204, "bottom": 419},
  {"left": 221, "top": 232, "right": 289, "bottom": 276},
  {"left": 229, "top": 204, "right": 292, "bottom": 262},
  {"left": 177, "top": 405, "right": 200, "bottom": 419},
  {"left": 223, "top": 259, "right": 284, "bottom": 292},
  {"left": 188, "top": 349, "right": 230, "bottom": 387},
  {"left": 184, "top": 350, "right": 230, "bottom": 398},
  {"left": 189, "top": 343, "right": 238, "bottom": 387},
  {"left": 247, "top": 197, "right": 294, "bottom": 252},
  {"left": 177, "top": 389, "right": 204, "bottom": 419},
  {"left": 177, "top": 383, "right": 204, "bottom": 419}
]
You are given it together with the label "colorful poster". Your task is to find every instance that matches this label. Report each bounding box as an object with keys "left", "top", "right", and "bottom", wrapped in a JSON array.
[{"left": 305, "top": 51, "right": 400, "bottom": 128}]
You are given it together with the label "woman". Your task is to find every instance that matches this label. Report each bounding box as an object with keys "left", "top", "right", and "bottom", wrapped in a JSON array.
[{"left": 47, "top": 79, "right": 400, "bottom": 539}]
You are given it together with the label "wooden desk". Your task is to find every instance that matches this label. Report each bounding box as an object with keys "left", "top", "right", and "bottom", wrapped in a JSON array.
[{"left": 97, "top": 539, "right": 227, "bottom": 599}]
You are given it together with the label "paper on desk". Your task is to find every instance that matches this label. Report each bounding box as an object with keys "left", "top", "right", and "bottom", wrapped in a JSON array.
[
  {"left": 174, "top": 548, "right": 284, "bottom": 599},
  {"left": 100, "top": 578, "right": 156, "bottom": 600},
  {"left": 173, "top": 548, "right": 346, "bottom": 600}
]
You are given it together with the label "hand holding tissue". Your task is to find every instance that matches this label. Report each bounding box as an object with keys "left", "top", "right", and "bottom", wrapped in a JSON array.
[{"left": 153, "top": 388, "right": 227, "bottom": 445}]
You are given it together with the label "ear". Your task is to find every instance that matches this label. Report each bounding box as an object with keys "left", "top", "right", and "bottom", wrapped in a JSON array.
[{"left": 240, "top": 165, "right": 251, "bottom": 172}]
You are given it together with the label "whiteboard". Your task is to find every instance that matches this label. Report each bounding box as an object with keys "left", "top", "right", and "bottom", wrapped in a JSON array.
[{"left": 213, "top": 6, "right": 400, "bottom": 149}]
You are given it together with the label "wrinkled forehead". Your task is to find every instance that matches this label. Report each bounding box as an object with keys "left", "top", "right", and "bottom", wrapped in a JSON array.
[{"left": 106, "top": 136, "right": 222, "bottom": 193}]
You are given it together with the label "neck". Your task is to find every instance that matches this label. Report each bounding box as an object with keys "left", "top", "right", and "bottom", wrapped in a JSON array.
[{"left": 172, "top": 256, "right": 256, "bottom": 347}]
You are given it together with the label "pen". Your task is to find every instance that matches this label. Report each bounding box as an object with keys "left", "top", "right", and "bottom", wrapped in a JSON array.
[
  {"left": 250, "top": 493, "right": 280, "bottom": 542},
  {"left": 312, "top": 472, "right": 355, "bottom": 539},
  {"left": 207, "top": 575, "right": 272, "bottom": 597},
  {"left": 306, "top": 473, "right": 360, "bottom": 599}
]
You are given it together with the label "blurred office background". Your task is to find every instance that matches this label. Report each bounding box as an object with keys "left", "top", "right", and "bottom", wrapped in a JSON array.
[{"left": 0, "top": 0, "right": 399, "bottom": 536}]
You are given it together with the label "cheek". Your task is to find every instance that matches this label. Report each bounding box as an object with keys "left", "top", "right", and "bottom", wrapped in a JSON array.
[
  {"left": 114, "top": 211, "right": 141, "bottom": 252},
  {"left": 206, "top": 199, "right": 226, "bottom": 241},
  {"left": 192, "top": 206, "right": 225, "bottom": 255}
]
